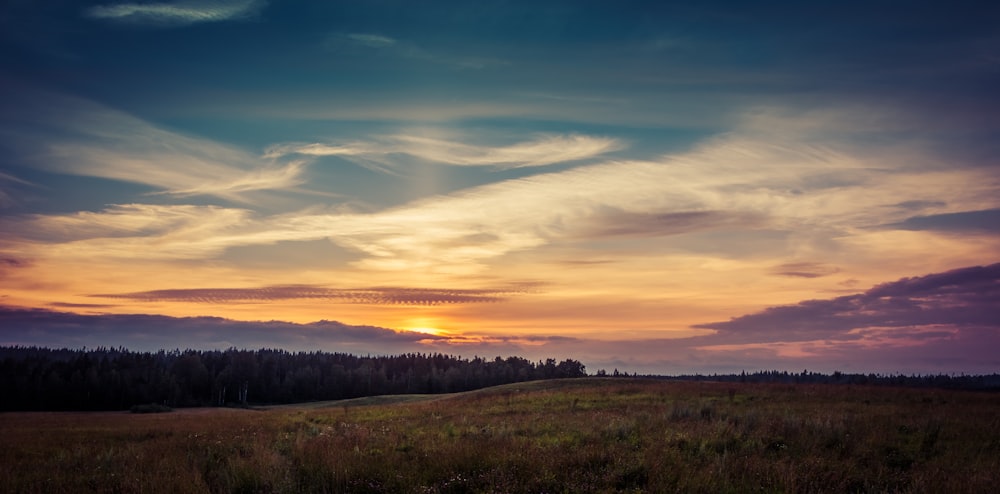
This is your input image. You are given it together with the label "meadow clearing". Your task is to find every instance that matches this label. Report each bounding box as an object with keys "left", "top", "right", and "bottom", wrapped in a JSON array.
[{"left": 2, "top": 378, "right": 998, "bottom": 493}]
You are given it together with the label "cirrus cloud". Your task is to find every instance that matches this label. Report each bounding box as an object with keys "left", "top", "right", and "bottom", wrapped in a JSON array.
[
  {"left": 266, "top": 133, "right": 623, "bottom": 170},
  {"left": 0, "top": 85, "right": 306, "bottom": 202},
  {"left": 85, "top": 0, "right": 266, "bottom": 26}
]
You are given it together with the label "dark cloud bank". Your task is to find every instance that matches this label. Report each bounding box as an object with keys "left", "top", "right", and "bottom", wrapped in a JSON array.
[
  {"left": 0, "top": 308, "right": 429, "bottom": 354},
  {"left": 678, "top": 263, "right": 1000, "bottom": 375},
  {"left": 696, "top": 262, "right": 1000, "bottom": 341},
  {"left": 0, "top": 305, "right": 575, "bottom": 359}
]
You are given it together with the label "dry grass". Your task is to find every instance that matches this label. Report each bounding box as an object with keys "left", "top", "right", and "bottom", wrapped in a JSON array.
[{"left": 2, "top": 379, "right": 999, "bottom": 493}]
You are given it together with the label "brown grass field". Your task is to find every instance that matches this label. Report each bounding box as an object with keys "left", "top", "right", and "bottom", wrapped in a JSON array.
[{"left": 2, "top": 378, "right": 999, "bottom": 493}]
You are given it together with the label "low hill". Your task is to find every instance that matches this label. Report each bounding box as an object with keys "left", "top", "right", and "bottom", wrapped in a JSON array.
[{"left": 265, "top": 376, "right": 614, "bottom": 410}]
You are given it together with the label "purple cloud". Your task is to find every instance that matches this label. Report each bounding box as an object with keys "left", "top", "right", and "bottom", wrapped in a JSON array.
[
  {"left": 694, "top": 263, "right": 1000, "bottom": 344},
  {"left": 867, "top": 263, "right": 1000, "bottom": 299}
]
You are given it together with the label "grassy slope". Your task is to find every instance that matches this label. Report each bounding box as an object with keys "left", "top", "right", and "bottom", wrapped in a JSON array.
[
  {"left": 2, "top": 378, "right": 999, "bottom": 493},
  {"left": 261, "top": 394, "right": 441, "bottom": 410},
  {"left": 262, "top": 378, "right": 597, "bottom": 409}
]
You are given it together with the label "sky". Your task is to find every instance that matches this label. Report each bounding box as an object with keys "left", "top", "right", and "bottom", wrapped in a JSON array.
[{"left": 1, "top": 0, "right": 998, "bottom": 375}]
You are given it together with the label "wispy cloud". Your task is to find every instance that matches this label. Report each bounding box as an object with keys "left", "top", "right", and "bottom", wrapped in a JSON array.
[
  {"left": 345, "top": 33, "right": 396, "bottom": 48},
  {"left": 770, "top": 262, "right": 840, "bottom": 279},
  {"left": 263, "top": 142, "right": 374, "bottom": 159},
  {"left": 85, "top": 0, "right": 266, "bottom": 26},
  {"left": 268, "top": 133, "right": 623, "bottom": 170},
  {"left": 330, "top": 32, "right": 506, "bottom": 70},
  {"left": 3, "top": 104, "right": 996, "bottom": 282},
  {"left": 94, "top": 283, "right": 540, "bottom": 306},
  {"left": 1, "top": 87, "right": 305, "bottom": 202},
  {"left": 12, "top": 204, "right": 248, "bottom": 241},
  {"left": 0, "top": 171, "right": 35, "bottom": 208},
  {"left": 2, "top": 204, "right": 261, "bottom": 260},
  {"left": 290, "top": 122, "right": 993, "bottom": 271},
  {"left": 0, "top": 172, "right": 33, "bottom": 187},
  {"left": 5, "top": 107, "right": 997, "bottom": 273},
  {"left": 391, "top": 134, "right": 623, "bottom": 168}
]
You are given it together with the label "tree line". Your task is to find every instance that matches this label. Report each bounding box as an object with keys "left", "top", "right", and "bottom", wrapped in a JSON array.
[
  {"left": 627, "top": 369, "right": 1000, "bottom": 391},
  {"left": 0, "top": 346, "right": 586, "bottom": 411}
]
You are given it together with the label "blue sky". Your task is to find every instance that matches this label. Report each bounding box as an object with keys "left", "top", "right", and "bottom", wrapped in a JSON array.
[{"left": 1, "top": 1, "right": 998, "bottom": 374}]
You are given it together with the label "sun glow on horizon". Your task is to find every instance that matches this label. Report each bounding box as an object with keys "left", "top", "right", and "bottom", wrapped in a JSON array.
[
  {"left": 405, "top": 327, "right": 449, "bottom": 336},
  {"left": 402, "top": 317, "right": 453, "bottom": 338}
]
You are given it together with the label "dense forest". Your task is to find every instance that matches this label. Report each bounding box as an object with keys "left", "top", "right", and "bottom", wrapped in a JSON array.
[{"left": 0, "top": 346, "right": 586, "bottom": 411}]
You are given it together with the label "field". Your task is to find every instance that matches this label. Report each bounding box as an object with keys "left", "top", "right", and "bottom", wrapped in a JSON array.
[{"left": 2, "top": 379, "right": 999, "bottom": 493}]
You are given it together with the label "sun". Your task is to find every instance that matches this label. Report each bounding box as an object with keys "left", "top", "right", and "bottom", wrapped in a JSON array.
[
  {"left": 405, "top": 326, "right": 450, "bottom": 337},
  {"left": 400, "top": 317, "right": 455, "bottom": 337},
  {"left": 402, "top": 317, "right": 452, "bottom": 337}
]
